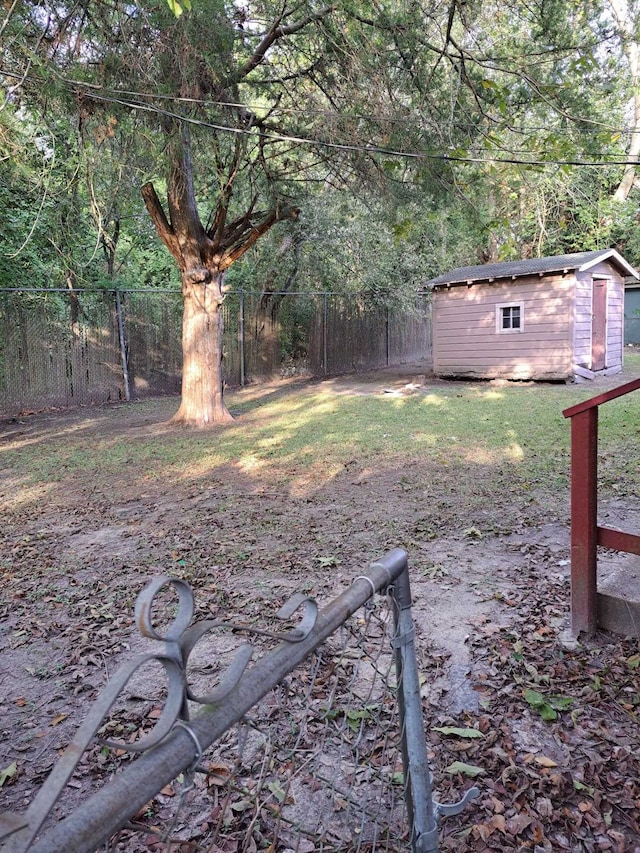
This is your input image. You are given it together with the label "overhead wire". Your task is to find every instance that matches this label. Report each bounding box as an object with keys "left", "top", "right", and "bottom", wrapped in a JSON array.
[
  {"left": 0, "top": 65, "right": 630, "bottom": 138},
  {"left": 0, "top": 66, "right": 638, "bottom": 170},
  {"left": 58, "top": 87, "right": 640, "bottom": 170}
]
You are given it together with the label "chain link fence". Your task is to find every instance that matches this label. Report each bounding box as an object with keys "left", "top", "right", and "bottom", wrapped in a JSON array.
[
  {"left": 108, "top": 599, "right": 406, "bottom": 853},
  {"left": 0, "top": 289, "right": 431, "bottom": 418},
  {"left": 1, "top": 551, "right": 477, "bottom": 853}
]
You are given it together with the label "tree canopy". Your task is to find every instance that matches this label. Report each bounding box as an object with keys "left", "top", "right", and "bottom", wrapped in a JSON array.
[
  {"left": 4, "top": 0, "right": 640, "bottom": 274},
  {"left": 2, "top": 0, "right": 640, "bottom": 420}
]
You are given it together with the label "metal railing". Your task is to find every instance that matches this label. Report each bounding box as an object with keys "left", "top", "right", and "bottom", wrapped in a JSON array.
[
  {"left": 0, "top": 550, "right": 476, "bottom": 853},
  {"left": 563, "top": 378, "right": 640, "bottom": 636}
]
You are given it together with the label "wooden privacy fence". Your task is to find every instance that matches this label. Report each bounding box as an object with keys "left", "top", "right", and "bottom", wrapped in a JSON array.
[{"left": 0, "top": 289, "right": 431, "bottom": 418}]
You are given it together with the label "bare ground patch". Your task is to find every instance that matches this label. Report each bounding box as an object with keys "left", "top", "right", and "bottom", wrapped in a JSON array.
[{"left": 1, "top": 364, "right": 639, "bottom": 851}]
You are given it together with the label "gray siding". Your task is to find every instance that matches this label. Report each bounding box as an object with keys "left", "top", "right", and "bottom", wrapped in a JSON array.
[
  {"left": 625, "top": 286, "right": 640, "bottom": 343},
  {"left": 573, "top": 270, "right": 592, "bottom": 368},
  {"left": 607, "top": 273, "right": 624, "bottom": 371}
]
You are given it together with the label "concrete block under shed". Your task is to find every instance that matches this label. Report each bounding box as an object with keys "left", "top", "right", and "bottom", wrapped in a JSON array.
[{"left": 597, "top": 553, "right": 640, "bottom": 637}]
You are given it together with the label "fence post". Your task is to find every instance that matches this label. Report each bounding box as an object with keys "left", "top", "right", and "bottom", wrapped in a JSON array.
[
  {"left": 569, "top": 407, "right": 599, "bottom": 637},
  {"left": 114, "top": 291, "right": 131, "bottom": 402},
  {"left": 388, "top": 559, "right": 479, "bottom": 852},
  {"left": 386, "top": 306, "right": 391, "bottom": 367},
  {"left": 390, "top": 564, "right": 438, "bottom": 851},
  {"left": 323, "top": 292, "right": 328, "bottom": 375},
  {"left": 239, "top": 289, "right": 246, "bottom": 387}
]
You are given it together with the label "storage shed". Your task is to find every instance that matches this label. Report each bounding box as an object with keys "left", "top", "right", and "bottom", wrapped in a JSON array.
[{"left": 424, "top": 250, "right": 638, "bottom": 381}]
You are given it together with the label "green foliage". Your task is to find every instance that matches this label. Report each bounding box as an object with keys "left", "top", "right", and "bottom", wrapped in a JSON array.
[
  {"left": 0, "top": 762, "right": 17, "bottom": 788},
  {"left": 524, "top": 688, "right": 573, "bottom": 722},
  {"left": 0, "top": 170, "right": 49, "bottom": 288},
  {"left": 277, "top": 295, "right": 315, "bottom": 361},
  {"left": 166, "top": 0, "right": 191, "bottom": 17},
  {"left": 444, "top": 761, "right": 485, "bottom": 777},
  {"left": 3, "top": 0, "right": 640, "bottom": 298},
  {"left": 433, "top": 726, "right": 484, "bottom": 738}
]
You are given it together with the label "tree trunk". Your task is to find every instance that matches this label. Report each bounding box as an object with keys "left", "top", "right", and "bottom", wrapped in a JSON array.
[
  {"left": 609, "top": 0, "right": 640, "bottom": 202},
  {"left": 171, "top": 270, "right": 233, "bottom": 426},
  {"left": 142, "top": 120, "right": 297, "bottom": 427},
  {"left": 142, "top": 157, "right": 236, "bottom": 428},
  {"left": 613, "top": 93, "right": 640, "bottom": 202}
]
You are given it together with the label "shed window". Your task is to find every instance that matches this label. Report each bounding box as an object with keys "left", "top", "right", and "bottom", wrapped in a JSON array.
[{"left": 497, "top": 302, "right": 524, "bottom": 333}]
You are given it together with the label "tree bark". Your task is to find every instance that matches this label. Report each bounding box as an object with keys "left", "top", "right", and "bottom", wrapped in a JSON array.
[
  {"left": 142, "top": 171, "right": 233, "bottom": 426},
  {"left": 609, "top": 0, "right": 640, "bottom": 202},
  {"left": 172, "top": 270, "right": 233, "bottom": 426},
  {"left": 613, "top": 96, "right": 640, "bottom": 202},
  {"left": 142, "top": 165, "right": 297, "bottom": 426}
]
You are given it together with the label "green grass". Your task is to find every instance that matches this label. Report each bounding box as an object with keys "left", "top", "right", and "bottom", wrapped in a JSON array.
[{"left": 2, "top": 356, "right": 639, "bottom": 506}]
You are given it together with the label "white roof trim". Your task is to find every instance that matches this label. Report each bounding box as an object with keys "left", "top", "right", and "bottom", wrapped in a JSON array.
[{"left": 579, "top": 249, "right": 639, "bottom": 279}]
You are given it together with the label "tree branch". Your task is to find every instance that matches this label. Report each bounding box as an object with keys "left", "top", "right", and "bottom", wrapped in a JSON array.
[
  {"left": 141, "top": 182, "right": 181, "bottom": 261},
  {"left": 219, "top": 205, "right": 299, "bottom": 270},
  {"left": 234, "top": 6, "right": 336, "bottom": 83},
  {"left": 209, "top": 134, "right": 245, "bottom": 248}
]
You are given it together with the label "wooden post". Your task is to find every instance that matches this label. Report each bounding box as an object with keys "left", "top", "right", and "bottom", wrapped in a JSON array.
[
  {"left": 563, "top": 377, "right": 640, "bottom": 637},
  {"left": 385, "top": 306, "right": 391, "bottom": 367},
  {"left": 322, "top": 292, "right": 328, "bottom": 375},
  {"left": 569, "top": 408, "right": 599, "bottom": 637},
  {"left": 239, "top": 290, "right": 246, "bottom": 388}
]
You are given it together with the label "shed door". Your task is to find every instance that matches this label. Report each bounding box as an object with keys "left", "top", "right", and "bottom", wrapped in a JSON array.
[{"left": 592, "top": 278, "right": 607, "bottom": 371}]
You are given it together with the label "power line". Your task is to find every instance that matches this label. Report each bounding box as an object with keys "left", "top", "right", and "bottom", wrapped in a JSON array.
[
  {"left": 8, "top": 65, "right": 629, "bottom": 138},
  {"left": 61, "top": 88, "right": 640, "bottom": 170},
  {"left": 1, "top": 66, "right": 639, "bottom": 170},
  {"left": 58, "top": 80, "right": 627, "bottom": 137}
]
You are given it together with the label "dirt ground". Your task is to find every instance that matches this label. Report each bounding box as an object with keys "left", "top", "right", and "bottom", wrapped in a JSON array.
[{"left": 1, "top": 362, "right": 639, "bottom": 851}]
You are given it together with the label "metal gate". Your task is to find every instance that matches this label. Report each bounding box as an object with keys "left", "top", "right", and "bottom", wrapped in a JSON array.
[{"left": 0, "top": 550, "right": 475, "bottom": 853}]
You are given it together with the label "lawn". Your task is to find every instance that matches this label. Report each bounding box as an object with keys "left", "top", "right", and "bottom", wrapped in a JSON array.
[{"left": 1, "top": 355, "right": 639, "bottom": 851}]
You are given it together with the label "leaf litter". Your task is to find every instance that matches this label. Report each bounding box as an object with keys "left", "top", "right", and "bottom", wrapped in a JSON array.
[{"left": 0, "top": 369, "right": 639, "bottom": 851}]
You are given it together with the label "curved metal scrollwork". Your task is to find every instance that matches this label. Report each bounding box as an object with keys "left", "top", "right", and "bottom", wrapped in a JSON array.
[
  {"left": 135, "top": 575, "right": 195, "bottom": 642},
  {"left": 3, "top": 576, "right": 319, "bottom": 851}
]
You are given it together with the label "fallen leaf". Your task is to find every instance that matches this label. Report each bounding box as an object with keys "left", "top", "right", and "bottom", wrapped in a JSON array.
[
  {"left": 506, "top": 813, "right": 533, "bottom": 834},
  {"left": 445, "top": 761, "right": 485, "bottom": 777},
  {"left": 534, "top": 755, "right": 558, "bottom": 768},
  {"left": 433, "top": 726, "right": 484, "bottom": 739},
  {"left": 0, "top": 762, "right": 17, "bottom": 787},
  {"left": 490, "top": 814, "right": 506, "bottom": 833}
]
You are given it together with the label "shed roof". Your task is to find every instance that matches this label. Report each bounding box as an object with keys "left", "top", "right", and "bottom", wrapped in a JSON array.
[{"left": 424, "top": 249, "right": 639, "bottom": 289}]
